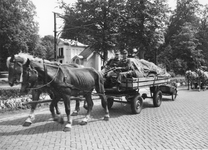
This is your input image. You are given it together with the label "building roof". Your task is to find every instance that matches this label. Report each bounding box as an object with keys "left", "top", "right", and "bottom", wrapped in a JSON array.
[
  {"left": 59, "top": 38, "right": 88, "bottom": 47},
  {"left": 78, "top": 46, "right": 94, "bottom": 59}
]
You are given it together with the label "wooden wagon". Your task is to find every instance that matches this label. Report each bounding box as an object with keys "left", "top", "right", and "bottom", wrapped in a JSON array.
[{"left": 103, "top": 75, "right": 171, "bottom": 114}]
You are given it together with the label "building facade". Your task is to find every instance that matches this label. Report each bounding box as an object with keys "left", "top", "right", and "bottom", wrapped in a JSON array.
[
  {"left": 56, "top": 38, "right": 87, "bottom": 64},
  {"left": 57, "top": 38, "right": 114, "bottom": 71}
]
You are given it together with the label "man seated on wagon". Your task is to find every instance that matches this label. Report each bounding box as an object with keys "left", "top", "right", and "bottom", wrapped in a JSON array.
[
  {"left": 102, "top": 50, "right": 120, "bottom": 78},
  {"left": 114, "top": 49, "right": 135, "bottom": 84},
  {"left": 105, "top": 49, "right": 135, "bottom": 87},
  {"left": 105, "top": 50, "right": 120, "bottom": 68}
]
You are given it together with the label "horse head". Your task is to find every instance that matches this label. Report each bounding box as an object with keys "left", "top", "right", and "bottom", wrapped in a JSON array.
[
  {"left": 20, "top": 58, "right": 38, "bottom": 93},
  {"left": 6, "top": 55, "right": 24, "bottom": 86}
]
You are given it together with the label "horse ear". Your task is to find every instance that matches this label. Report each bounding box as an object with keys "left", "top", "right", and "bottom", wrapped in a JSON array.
[{"left": 25, "top": 58, "right": 30, "bottom": 67}]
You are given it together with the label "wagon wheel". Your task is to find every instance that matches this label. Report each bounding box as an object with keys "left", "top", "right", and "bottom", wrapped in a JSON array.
[
  {"left": 101, "top": 97, "right": 114, "bottom": 109},
  {"left": 153, "top": 90, "right": 162, "bottom": 107},
  {"left": 172, "top": 89, "right": 177, "bottom": 101},
  {"left": 131, "top": 95, "right": 143, "bottom": 114}
]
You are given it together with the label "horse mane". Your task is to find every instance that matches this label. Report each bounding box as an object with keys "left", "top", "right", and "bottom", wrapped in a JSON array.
[{"left": 7, "top": 52, "right": 54, "bottom": 67}]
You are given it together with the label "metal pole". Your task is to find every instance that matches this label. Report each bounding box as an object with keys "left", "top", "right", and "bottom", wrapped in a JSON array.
[{"left": 54, "top": 12, "right": 57, "bottom": 61}]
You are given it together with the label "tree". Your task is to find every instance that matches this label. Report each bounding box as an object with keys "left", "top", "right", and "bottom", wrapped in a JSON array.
[
  {"left": 196, "top": 4, "right": 208, "bottom": 68},
  {"left": 0, "top": 0, "right": 39, "bottom": 70},
  {"left": 161, "top": 0, "right": 204, "bottom": 73},
  {"left": 60, "top": 0, "right": 126, "bottom": 62},
  {"left": 118, "top": 0, "right": 169, "bottom": 60},
  {"left": 40, "top": 35, "right": 55, "bottom": 60}
]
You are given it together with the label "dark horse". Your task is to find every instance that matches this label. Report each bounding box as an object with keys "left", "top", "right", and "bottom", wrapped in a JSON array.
[
  {"left": 6, "top": 53, "right": 84, "bottom": 126},
  {"left": 20, "top": 57, "right": 109, "bottom": 131}
]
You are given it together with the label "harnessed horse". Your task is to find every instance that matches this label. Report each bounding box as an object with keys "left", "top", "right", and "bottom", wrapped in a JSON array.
[
  {"left": 195, "top": 69, "right": 208, "bottom": 90},
  {"left": 20, "top": 57, "right": 109, "bottom": 132},
  {"left": 185, "top": 70, "right": 199, "bottom": 90},
  {"left": 6, "top": 53, "right": 84, "bottom": 126}
]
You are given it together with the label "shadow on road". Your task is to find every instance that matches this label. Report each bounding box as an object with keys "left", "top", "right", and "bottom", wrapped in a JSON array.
[{"left": 0, "top": 97, "right": 167, "bottom": 136}]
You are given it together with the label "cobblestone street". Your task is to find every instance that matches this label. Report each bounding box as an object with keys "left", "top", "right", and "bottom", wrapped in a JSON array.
[{"left": 0, "top": 87, "right": 208, "bottom": 150}]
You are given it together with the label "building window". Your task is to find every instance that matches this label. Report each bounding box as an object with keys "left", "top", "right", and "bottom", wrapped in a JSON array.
[{"left": 59, "top": 48, "right": 63, "bottom": 57}]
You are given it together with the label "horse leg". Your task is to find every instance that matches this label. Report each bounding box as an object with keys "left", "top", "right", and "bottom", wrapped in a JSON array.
[
  {"left": 99, "top": 94, "right": 110, "bottom": 121},
  {"left": 80, "top": 94, "right": 93, "bottom": 125},
  {"left": 54, "top": 99, "right": 61, "bottom": 115},
  {"left": 23, "top": 90, "right": 40, "bottom": 126},
  {"left": 83, "top": 100, "right": 88, "bottom": 110},
  {"left": 48, "top": 90, "right": 62, "bottom": 121},
  {"left": 198, "top": 79, "right": 201, "bottom": 92},
  {"left": 63, "top": 95, "right": 72, "bottom": 132},
  {"left": 187, "top": 79, "right": 190, "bottom": 90},
  {"left": 71, "top": 100, "right": 80, "bottom": 116},
  {"left": 49, "top": 97, "right": 63, "bottom": 123}
]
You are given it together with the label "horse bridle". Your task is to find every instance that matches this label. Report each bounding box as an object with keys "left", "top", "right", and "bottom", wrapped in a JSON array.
[{"left": 9, "top": 60, "right": 23, "bottom": 84}]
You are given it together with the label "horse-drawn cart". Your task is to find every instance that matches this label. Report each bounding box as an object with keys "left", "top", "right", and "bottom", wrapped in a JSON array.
[{"left": 102, "top": 75, "right": 170, "bottom": 114}]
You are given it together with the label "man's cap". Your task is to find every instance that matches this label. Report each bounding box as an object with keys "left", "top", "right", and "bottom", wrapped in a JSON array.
[{"left": 122, "top": 49, "right": 128, "bottom": 54}]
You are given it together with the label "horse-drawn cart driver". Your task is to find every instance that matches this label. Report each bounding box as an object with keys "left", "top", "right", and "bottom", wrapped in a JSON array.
[
  {"left": 104, "top": 49, "right": 135, "bottom": 88},
  {"left": 102, "top": 50, "right": 120, "bottom": 78},
  {"left": 114, "top": 49, "right": 134, "bottom": 84},
  {"left": 105, "top": 50, "right": 120, "bottom": 68},
  {"left": 116, "top": 49, "right": 131, "bottom": 72}
]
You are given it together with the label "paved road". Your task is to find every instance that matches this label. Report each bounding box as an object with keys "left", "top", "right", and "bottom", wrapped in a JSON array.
[{"left": 0, "top": 87, "right": 208, "bottom": 150}]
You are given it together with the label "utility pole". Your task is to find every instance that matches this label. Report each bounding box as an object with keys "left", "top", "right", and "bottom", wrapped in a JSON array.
[{"left": 53, "top": 12, "right": 57, "bottom": 61}]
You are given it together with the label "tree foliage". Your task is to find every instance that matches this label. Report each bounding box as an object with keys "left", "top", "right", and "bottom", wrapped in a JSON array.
[
  {"left": 159, "top": 0, "right": 208, "bottom": 74},
  {"left": 60, "top": 0, "right": 169, "bottom": 61},
  {"left": 60, "top": 0, "right": 126, "bottom": 61},
  {"left": 1, "top": 0, "right": 208, "bottom": 74},
  {"left": 40, "top": 35, "right": 55, "bottom": 60},
  {"left": 59, "top": 0, "right": 208, "bottom": 74},
  {"left": 0, "top": 0, "right": 39, "bottom": 70}
]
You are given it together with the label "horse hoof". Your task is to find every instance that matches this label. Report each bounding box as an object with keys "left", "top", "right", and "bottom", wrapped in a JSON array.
[
  {"left": 63, "top": 127, "right": 71, "bottom": 132},
  {"left": 71, "top": 111, "right": 78, "bottom": 116},
  {"left": 23, "top": 122, "right": 32, "bottom": 127},
  {"left": 104, "top": 116, "right": 109, "bottom": 121},
  {"left": 80, "top": 121, "right": 87, "bottom": 126}
]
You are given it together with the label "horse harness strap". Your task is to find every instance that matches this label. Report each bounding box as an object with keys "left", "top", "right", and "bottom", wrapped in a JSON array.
[
  {"left": 27, "top": 62, "right": 61, "bottom": 90},
  {"left": 43, "top": 59, "right": 48, "bottom": 86}
]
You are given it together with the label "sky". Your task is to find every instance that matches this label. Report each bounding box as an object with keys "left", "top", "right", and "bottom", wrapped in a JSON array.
[
  {"left": 32, "top": 0, "right": 208, "bottom": 37},
  {"left": 32, "top": 0, "right": 76, "bottom": 37}
]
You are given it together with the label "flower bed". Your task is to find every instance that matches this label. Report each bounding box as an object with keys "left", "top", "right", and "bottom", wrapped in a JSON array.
[{"left": 0, "top": 88, "right": 50, "bottom": 112}]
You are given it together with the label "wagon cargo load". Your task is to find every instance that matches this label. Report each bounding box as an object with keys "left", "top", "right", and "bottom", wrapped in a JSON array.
[{"left": 102, "top": 57, "right": 175, "bottom": 114}]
